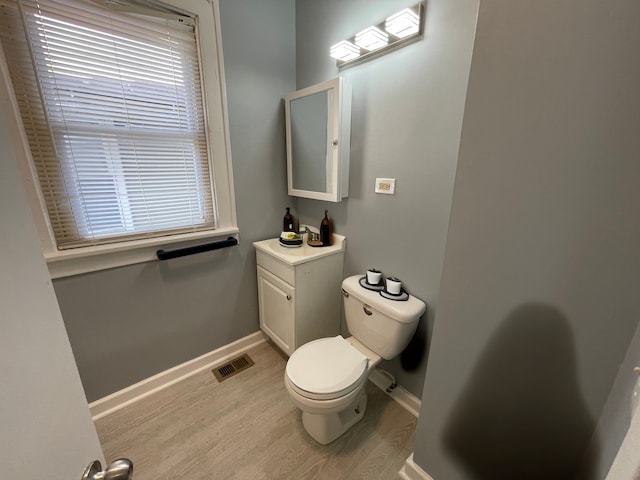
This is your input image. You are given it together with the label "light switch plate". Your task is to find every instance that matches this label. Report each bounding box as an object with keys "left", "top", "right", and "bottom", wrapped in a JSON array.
[{"left": 375, "top": 178, "right": 396, "bottom": 195}]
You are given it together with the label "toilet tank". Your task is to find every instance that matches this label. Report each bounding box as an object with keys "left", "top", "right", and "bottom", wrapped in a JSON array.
[{"left": 341, "top": 275, "right": 426, "bottom": 360}]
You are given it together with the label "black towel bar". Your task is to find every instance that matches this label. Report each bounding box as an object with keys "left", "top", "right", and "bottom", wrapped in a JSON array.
[{"left": 156, "top": 236, "right": 238, "bottom": 260}]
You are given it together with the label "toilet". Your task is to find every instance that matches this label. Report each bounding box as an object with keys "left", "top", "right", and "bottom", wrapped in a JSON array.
[{"left": 284, "top": 274, "right": 426, "bottom": 444}]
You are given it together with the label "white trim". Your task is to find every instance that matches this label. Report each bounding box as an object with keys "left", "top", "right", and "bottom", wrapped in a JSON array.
[
  {"left": 399, "top": 454, "right": 435, "bottom": 480},
  {"left": 46, "top": 227, "right": 239, "bottom": 279},
  {"left": 209, "top": 0, "right": 238, "bottom": 230},
  {"left": 0, "top": 39, "right": 55, "bottom": 255},
  {"left": 89, "top": 331, "right": 267, "bottom": 421},
  {"left": 89, "top": 333, "right": 422, "bottom": 423},
  {"left": 369, "top": 368, "right": 422, "bottom": 417}
]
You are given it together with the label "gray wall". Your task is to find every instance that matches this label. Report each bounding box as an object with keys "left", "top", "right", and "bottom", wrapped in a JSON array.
[
  {"left": 412, "top": 0, "right": 640, "bottom": 478},
  {"left": 293, "top": 0, "right": 479, "bottom": 398},
  {"left": 53, "top": 0, "right": 295, "bottom": 402}
]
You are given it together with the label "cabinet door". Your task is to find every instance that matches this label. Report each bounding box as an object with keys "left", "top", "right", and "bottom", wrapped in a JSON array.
[{"left": 257, "top": 266, "right": 295, "bottom": 356}]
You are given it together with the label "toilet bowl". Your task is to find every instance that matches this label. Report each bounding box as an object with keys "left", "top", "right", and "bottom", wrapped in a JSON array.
[
  {"left": 284, "top": 275, "right": 426, "bottom": 444},
  {"left": 285, "top": 335, "right": 380, "bottom": 444}
]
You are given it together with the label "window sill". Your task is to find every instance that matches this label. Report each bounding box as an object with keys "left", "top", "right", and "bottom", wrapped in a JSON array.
[{"left": 45, "top": 227, "right": 240, "bottom": 279}]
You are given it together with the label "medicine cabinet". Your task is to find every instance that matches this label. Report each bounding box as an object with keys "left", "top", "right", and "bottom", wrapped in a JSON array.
[{"left": 284, "top": 77, "right": 351, "bottom": 202}]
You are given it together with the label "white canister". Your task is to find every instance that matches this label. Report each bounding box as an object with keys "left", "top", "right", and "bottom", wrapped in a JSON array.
[
  {"left": 366, "top": 269, "right": 382, "bottom": 285},
  {"left": 386, "top": 277, "right": 402, "bottom": 295}
]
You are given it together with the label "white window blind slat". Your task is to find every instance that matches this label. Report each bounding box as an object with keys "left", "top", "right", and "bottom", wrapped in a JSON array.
[
  {"left": 0, "top": 0, "right": 216, "bottom": 248},
  {"left": 21, "top": 0, "right": 196, "bottom": 37}
]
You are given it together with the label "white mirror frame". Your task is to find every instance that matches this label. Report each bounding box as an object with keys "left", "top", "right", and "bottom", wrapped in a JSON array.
[{"left": 285, "top": 77, "right": 351, "bottom": 202}]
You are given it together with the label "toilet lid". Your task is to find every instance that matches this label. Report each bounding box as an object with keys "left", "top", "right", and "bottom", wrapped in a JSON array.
[{"left": 286, "top": 336, "right": 369, "bottom": 397}]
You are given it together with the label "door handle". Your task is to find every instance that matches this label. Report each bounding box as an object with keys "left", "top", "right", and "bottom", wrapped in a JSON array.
[{"left": 82, "top": 459, "right": 133, "bottom": 480}]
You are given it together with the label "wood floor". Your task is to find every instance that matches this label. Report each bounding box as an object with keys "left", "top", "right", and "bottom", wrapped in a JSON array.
[{"left": 94, "top": 341, "right": 416, "bottom": 480}]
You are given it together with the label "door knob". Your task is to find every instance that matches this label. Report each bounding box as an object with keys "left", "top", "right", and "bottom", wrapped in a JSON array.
[{"left": 82, "top": 459, "right": 133, "bottom": 480}]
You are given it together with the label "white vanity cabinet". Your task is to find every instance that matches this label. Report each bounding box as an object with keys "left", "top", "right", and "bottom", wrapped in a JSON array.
[{"left": 253, "top": 235, "right": 345, "bottom": 356}]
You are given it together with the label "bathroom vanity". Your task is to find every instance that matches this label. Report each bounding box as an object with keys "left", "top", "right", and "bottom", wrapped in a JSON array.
[{"left": 253, "top": 235, "right": 345, "bottom": 356}]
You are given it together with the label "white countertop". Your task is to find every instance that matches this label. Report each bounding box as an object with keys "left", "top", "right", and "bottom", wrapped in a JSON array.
[{"left": 253, "top": 234, "right": 346, "bottom": 266}]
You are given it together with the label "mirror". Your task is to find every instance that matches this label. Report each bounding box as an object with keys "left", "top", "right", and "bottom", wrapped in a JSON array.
[{"left": 285, "top": 77, "right": 351, "bottom": 202}]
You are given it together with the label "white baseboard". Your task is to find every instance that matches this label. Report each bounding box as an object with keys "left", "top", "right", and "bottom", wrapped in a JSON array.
[
  {"left": 90, "top": 333, "right": 421, "bottom": 422},
  {"left": 89, "top": 331, "right": 267, "bottom": 421},
  {"left": 399, "top": 453, "right": 435, "bottom": 480},
  {"left": 369, "top": 368, "right": 421, "bottom": 417}
]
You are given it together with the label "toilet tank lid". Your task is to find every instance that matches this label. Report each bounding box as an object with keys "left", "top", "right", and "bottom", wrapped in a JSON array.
[{"left": 342, "top": 275, "right": 426, "bottom": 323}]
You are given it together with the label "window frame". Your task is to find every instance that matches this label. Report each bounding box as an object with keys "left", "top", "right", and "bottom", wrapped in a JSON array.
[{"left": 0, "top": 0, "right": 238, "bottom": 278}]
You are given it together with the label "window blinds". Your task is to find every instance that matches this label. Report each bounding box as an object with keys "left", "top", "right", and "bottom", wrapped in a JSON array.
[{"left": 0, "top": 0, "right": 216, "bottom": 248}]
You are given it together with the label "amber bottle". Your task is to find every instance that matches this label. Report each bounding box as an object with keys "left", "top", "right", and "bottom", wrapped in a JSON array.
[
  {"left": 283, "top": 207, "right": 295, "bottom": 232},
  {"left": 320, "top": 210, "right": 331, "bottom": 246}
]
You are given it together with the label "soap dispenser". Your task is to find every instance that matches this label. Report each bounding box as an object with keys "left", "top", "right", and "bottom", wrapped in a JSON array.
[{"left": 320, "top": 210, "right": 331, "bottom": 246}]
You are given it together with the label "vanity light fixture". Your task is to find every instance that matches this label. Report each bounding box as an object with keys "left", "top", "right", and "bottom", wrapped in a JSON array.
[
  {"left": 329, "top": 2, "right": 424, "bottom": 68},
  {"left": 330, "top": 40, "right": 361, "bottom": 62},
  {"left": 385, "top": 8, "right": 420, "bottom": 38},
  {"left": 354, "top": 26, "right": 389, "bottom": 51}
]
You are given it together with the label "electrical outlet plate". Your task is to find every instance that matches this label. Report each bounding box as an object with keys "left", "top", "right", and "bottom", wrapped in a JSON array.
[{"left": 375, "top": 178, "right": 396, "bottom": 195}]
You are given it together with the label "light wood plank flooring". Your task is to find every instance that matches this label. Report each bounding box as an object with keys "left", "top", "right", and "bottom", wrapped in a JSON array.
[{"left": 95, "top": 341, "right": 416, "bottom": 479}]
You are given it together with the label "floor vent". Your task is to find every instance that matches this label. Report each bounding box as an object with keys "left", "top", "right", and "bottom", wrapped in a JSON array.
[{"left": 212, "top": 353, "right": 255, "bottom": 382}]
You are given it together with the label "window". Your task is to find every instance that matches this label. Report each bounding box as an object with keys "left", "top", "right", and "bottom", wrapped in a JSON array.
[{"left": 0, "top": 0, "right": 237, "bottom": 276}]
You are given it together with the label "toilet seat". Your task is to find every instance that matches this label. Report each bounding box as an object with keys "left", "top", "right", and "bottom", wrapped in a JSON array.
[{"left": 286, "top": 336, "right": 369, "bottom": 401}]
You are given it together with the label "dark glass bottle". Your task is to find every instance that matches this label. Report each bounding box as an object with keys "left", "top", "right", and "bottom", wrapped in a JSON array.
[
  {"left": 320, "top": 210, "right": 331, "bottom": 246},
  {"left": 283, "top": 207, "right": 295, "bottom": 232}
]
